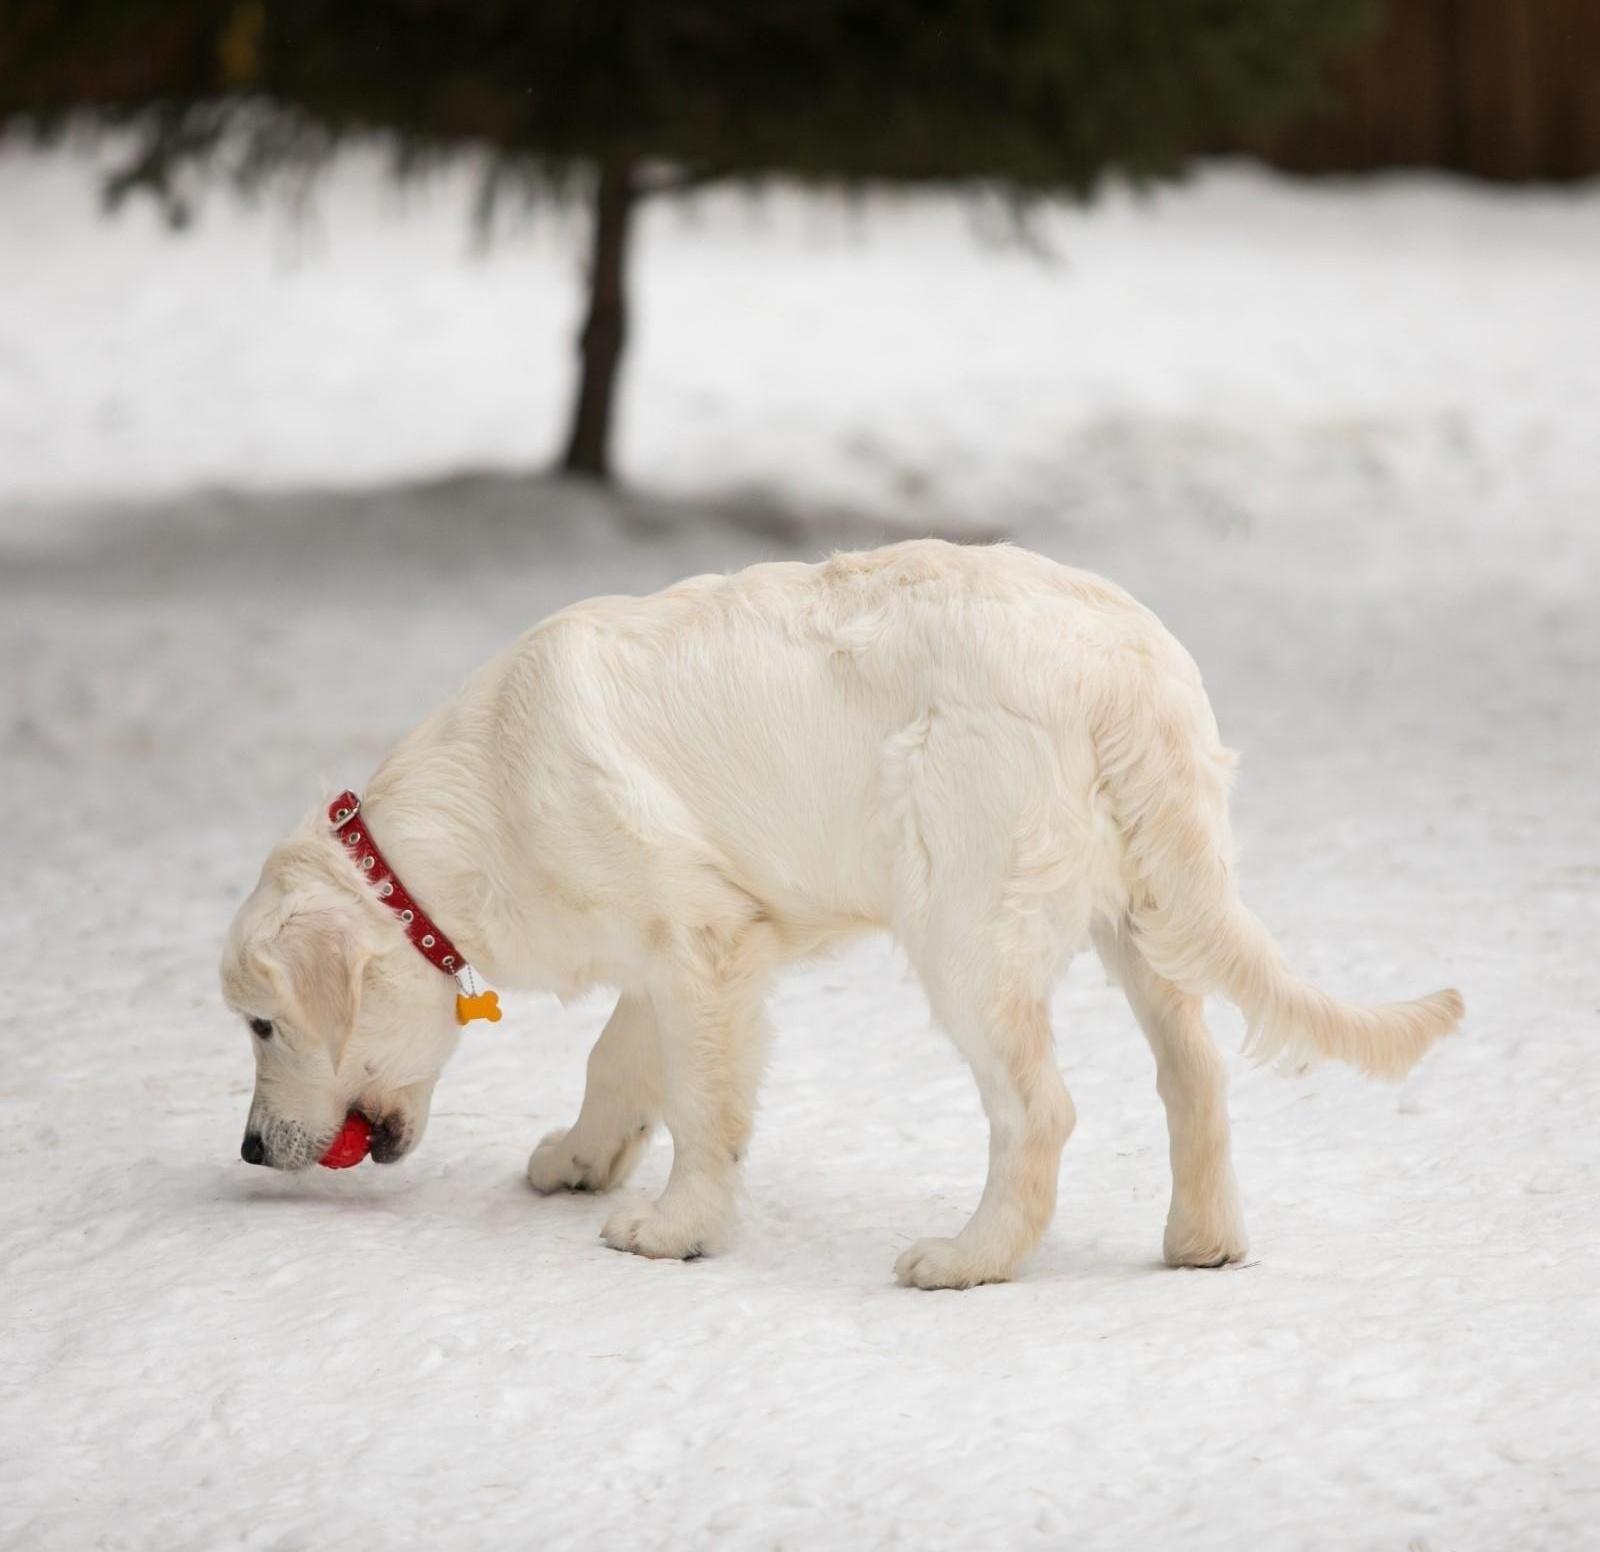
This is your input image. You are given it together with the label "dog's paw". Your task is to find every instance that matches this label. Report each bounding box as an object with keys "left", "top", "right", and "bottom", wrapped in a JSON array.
[
  {"left": 527, "top": 1125, "right": 648, "bottom": 1195},
  {"left": 527, "top": 1128, "right": 600, "bottom": 1193},
  {"left": 894, "top": 1236, "right": 1010, "bottom": 1291},
  {"left": 600, "top": 1199, "right": 720, "bottom": 1261},
  {"left": 1163, "top": 1210, "right": 1249, "bottom": 1269}
]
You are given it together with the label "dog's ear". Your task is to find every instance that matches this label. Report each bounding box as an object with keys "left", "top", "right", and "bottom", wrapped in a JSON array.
[{"left": 263, "top": 906, "right": 372, "bottom": 1067}]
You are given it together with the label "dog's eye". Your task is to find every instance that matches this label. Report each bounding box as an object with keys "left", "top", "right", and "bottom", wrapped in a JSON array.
[{"left": 249, "top": 1018, "right": 274, "bottom": 1039}]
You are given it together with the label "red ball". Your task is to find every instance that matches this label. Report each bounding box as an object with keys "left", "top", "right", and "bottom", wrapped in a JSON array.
[{"left": 319, "top": 1112, "right": 372, "bottom": 1169}]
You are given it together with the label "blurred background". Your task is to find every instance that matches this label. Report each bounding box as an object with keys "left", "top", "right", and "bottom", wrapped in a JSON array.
[
  {"left": 2, "top": 5, "right": 1596, "bottom": 1549},
  {"left": 3, "top": 0, "right": 1599, "bottom": 503}
]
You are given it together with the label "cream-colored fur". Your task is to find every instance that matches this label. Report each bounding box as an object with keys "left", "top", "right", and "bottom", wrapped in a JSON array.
[{"left": 220, "top": 540, "right": 1462, "bottom": 1286}]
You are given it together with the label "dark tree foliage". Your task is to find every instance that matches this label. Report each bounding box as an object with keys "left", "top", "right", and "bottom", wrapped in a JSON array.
[{"left": 0, "top": 1, "right": 1376, "bottom": 479}]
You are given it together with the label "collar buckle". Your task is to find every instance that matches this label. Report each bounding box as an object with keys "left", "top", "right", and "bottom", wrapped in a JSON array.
[{"left": 329, "top": 792, "right": 362, "bottom": 828}]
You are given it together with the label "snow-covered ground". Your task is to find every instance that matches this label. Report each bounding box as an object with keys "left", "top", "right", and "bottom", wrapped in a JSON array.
[{"left": 2, "top": 143, "right": 1597, "bottom": 1550}]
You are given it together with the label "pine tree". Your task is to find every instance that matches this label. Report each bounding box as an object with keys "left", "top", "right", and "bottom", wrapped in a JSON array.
[{"left": 0, "top": 0, "right": 1375, "bottom": 481}]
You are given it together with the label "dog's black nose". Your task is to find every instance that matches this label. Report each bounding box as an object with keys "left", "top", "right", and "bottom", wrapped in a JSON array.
[{"left": 241, "top": 1131, "right": 267, "bottom": 1166}]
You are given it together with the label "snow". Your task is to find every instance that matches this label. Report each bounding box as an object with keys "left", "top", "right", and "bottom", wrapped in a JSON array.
[{"left": 3, "top": 142, "right": 1598, "bottom": 1549}]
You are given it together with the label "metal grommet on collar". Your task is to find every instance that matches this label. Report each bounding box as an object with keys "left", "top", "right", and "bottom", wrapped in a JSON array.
[
  {"left": 377, "top": 881, "right": 394, "bottom": 898},
  {"left": 361, "top": 855, "right": 375, "bottom": 870},
  {"left": 399, "top": 909, "right": 414, "bottom": 924},
  {"left": 345, "top": 830, "right": 361, "bottom": 846},
  {"left": 421, "top": 934, "right": 436, "bottom": 948},
  {"left": 442, "top": 954, "right": 455, "bottom": 969}
]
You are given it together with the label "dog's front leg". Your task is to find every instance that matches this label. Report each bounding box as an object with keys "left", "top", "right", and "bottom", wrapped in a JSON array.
[
  {"left": 529, "top": 993, "right": 661, "bottom": 1194},
  {"left": 601, "top": 936, "right": 771, "bottom": 1261}
]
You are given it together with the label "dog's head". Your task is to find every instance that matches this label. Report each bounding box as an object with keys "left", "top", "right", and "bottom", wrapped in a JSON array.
[{"left": 220, "top": 816, "right": 460, "bottom": 1170}]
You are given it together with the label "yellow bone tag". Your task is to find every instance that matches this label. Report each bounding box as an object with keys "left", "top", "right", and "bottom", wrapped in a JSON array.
[{"left": 456, "top": 990, "right": 502, "bottom": 1026}]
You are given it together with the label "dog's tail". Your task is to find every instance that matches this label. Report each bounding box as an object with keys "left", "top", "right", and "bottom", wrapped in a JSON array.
[{"left": 1092, "top": 679, "right": 1463, "bottom": 1080}]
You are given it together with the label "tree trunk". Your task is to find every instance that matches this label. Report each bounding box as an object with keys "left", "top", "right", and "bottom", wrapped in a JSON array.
[{"left": 561, "top": 155, "right": 635, "bottom": 481}]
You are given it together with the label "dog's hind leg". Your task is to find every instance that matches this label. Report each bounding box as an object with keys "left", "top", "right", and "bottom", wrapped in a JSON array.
[
  {"left": 601, "top": 925, "right": 774, "bottom": 1261},
  {"left": 529, "top": 992, "right": 661, "bottom": 1194},
  {"left": 1093, "top": 919, "right": 1248, "bottom": 1268},
  {"left": 896, "top": 937, "right": 1076, "bottom": 1290}
]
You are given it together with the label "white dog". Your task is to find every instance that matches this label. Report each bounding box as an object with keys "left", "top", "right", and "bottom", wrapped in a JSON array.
[{"left": 221, "top": 540, "right": 1461, "bottom": 1288}]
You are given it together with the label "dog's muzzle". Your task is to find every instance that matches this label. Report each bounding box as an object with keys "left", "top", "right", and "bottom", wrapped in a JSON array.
[{"left": 368, "top": 1114, "right": 413, "bottom": 1164}]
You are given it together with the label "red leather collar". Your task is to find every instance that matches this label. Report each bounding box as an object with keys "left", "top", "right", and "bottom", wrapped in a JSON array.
[{"left": 327, "top": 791, "right": 501, "bottom": 1025}]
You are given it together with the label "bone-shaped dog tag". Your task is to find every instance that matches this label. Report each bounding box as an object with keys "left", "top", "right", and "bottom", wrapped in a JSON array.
[{"left": 456, "top": 990, "right": 502, "bottom": 1026}]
